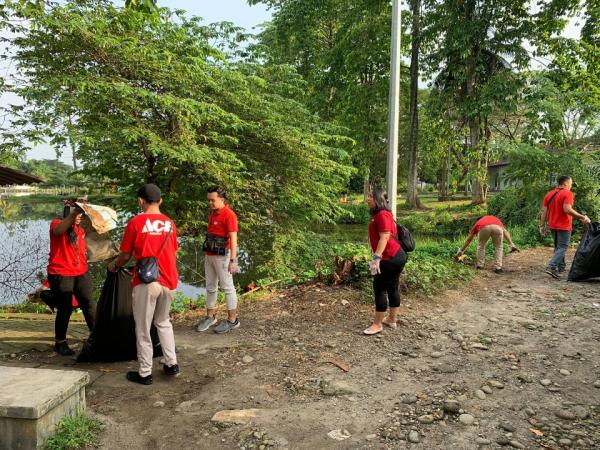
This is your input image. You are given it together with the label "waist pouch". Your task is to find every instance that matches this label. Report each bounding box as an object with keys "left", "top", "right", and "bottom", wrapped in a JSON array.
[
  {"left": 202, "top": 234, "right": 228, "bottom": 255},
  {"left": 137, "top": 257, "right": 159, "bottom": 284}
]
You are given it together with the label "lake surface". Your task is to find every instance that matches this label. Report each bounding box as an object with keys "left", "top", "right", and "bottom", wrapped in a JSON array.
[{"left": 0, "top": 199, "right": 366, "bottom": 305}]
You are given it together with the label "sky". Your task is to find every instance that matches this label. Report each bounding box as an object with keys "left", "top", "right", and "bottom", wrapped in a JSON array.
[{"left": 2, "top": 1, "right": 273, "bottom": 164}]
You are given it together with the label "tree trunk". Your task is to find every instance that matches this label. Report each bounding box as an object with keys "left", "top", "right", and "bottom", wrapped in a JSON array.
[
  {"left": 363, "top": 174, "right": 371, "bottom": 201},
  {"left": 469, "top": 118, "right": 486, "bottom": 204},
  {"left": 406, "top": 0, "right": 425, "bottom": 210},
  {"left": 438, "top": 146, "right": 451, "bottom": 201}
]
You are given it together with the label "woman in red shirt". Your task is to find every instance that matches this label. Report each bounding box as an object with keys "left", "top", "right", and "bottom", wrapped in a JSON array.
[
  {"left": 364, "top": 188, "right": 407, "bottom": 335},
  {"left": 47, "top": 203, "right": 96, "bottom": 356}
]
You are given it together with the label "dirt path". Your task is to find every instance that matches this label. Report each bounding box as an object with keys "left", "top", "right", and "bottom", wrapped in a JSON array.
[{"left": 2, "top": 247, "right": 600, "bottom": 449}]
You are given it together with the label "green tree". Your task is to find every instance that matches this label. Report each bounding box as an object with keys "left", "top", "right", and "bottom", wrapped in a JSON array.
[
  {"left": 422, "top": 0, "right": 580, "bottom": 204},
  {"left": 1, "top": 0, "right": 354, "bottom": 276}
]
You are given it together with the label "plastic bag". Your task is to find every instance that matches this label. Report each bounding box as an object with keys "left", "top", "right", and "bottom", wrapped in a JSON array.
[
  {"left": 77, "top": 268, "right": 162, "bottom": 362},
  {"left": 568, "top": 222, "right": 600, "bottom": 282}
]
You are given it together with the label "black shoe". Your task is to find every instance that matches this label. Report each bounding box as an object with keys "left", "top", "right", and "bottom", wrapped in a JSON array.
[
  {"left": 163, "top": 364, "right": 180, "bottom": 376},
  {"left": 54, "top": 341, "right": 75, "bottom": 356},
  {"left": 545, "top": 268, "right": 560, "bottom": 279},
  {"left": 494, "top": 268, "right": 503, "bottom": 274},
  {"left": 126, "top": 371, "right": 153, "bottom": 385}
]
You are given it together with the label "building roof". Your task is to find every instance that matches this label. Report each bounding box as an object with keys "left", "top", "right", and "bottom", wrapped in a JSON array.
[
  {"left": 0, "top": 165, "right": 45, "bottom": 186},
  {"left": 487, "top": 161, "right": 509, "bottom": 168}
]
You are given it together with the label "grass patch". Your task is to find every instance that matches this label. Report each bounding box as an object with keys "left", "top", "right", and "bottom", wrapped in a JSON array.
[{"left": 44, "top": 414, "right": 103, "bottom": 450}]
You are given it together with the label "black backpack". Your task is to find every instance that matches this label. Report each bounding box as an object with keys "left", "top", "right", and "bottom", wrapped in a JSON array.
[{"left": 396, "top": 224, "right": 415, "bottom": 252}]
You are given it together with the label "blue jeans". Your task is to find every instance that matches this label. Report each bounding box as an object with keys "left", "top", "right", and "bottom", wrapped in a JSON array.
[{"left": 548, "top": 230, "right": 571, "bottom": 271}]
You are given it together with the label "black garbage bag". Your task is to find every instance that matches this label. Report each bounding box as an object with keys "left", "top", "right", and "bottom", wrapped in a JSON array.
[
  {"left": 77, "top": 268, "right": 163, "bottom": 362},
  {"left": 568, "top": 222, "right": 600, "bottom": 282}
]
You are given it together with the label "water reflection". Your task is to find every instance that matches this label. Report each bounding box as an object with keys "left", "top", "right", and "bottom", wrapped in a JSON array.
[{"left": 0, "top": 199, "right": 367, "bottom": 304}]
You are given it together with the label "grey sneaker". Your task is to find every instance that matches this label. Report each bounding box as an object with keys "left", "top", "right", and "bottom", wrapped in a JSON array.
[
  {"left": 214, "top": 319, "right": 240, "bottom": 334},
  {"left": 545, "top": 267, "right": 560, "bottom": 279},
  {"left": 196, "top": 316, "right": 217, "bottom": 332}
]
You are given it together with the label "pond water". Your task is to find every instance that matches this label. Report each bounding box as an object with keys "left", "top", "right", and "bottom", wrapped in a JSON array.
[{"left": 0, "top": 199, "right": 366, "bottom": 305}]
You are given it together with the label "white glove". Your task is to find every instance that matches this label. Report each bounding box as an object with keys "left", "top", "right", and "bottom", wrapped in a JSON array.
[{"left": 369, "top": 258, "right": 381, "bottom": 275}]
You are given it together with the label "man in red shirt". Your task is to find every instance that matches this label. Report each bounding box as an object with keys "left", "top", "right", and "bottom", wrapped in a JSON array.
[
  {"left": 196, "top": 186, "right": 240, "bottom": 334},
  {"left": 540, "top": 176, "right": 591, "bottom": 278},
  {"left": 456, "top": 215, "right": 518, "bottom": 273},
  {"left": 108, "top": 184, "right": 179, "bottom": 385},
  {"left": 47, "top": 203, "right": 96, "bottom": 356}
]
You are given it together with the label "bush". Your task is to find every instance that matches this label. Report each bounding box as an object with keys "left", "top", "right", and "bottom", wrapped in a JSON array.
[{"left": 334, "top": 203, "right": 371, "bottom": 224}]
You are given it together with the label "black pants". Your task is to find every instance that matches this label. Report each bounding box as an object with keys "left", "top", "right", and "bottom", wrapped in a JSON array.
[
  {"left": 373, "top": 250, "right": 407, "bottom": 312},
  {"left": 47, "top": 272, "right": 96, "bottom": 342}
]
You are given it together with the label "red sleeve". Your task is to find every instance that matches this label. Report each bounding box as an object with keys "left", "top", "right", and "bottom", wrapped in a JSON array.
[
  {"left": 564, "top": 191, "right": 574, "bottom": 206},
  {"left": 225, "top": 211, "right": 238, "bottom": 233},
  {"left": 542, "top": 191, "right": 552, "bottom": 207},
  {"left": 373, "top": 211, "right": 395, "bottom": 234},
  {"left": 120, "top": 220, "right": 136, "bottom": 253}
]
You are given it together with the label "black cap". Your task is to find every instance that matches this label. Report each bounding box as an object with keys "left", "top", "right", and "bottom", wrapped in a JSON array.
[{"left": 137, "top": 183, "right": 161, "bottom": 203}]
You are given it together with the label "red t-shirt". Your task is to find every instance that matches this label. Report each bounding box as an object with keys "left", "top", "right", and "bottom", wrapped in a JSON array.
[
  {"left": 47, "top": 219, "right": 88, "bottom": 276},
  {"left": 368, "top": 210, "right": 401, "bottom": 260},
  {"left": 470, "top": 215, "right": 503, "bottom": 235},
  {"left": 206, "top": 205, "right": 238, "bottom": 255},
  {"left": 120, "top": 213, "right": 179, "bottom": 290},
  {"left": 543, "top": 187, "right": 575, "bottom": 231}
]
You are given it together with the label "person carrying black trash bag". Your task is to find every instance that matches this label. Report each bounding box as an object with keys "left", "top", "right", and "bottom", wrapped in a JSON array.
[
  {"left": 47, "top": 201, "right": 96, "bottom": 356},
  {"left": 540, "top": 176, "right": 591, "bottom": 279},
  {"left": 363, "top": 188, "right": 409, "bottom": 336},
  {"left": 108, "top": 184, "right": 179, "bottom": 385},
  {"left": 568, "top": 221, "right": 600, "bottom": 281}
]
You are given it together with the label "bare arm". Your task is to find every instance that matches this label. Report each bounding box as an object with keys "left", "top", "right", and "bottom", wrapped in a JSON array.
[
  {"left": 52, "top": 211, "right": 81, "bottom": 236},
  {"left": 374, "top": 232, "right": 391, "bottom": 257},
  {"left": 458, "top": 233, "right": 476, "bottom": 254},
  {"left": 228, "top": 231, "right": 238, "bottom": 273},
  {"left": 564, "top": 203, "right": 590, "bottom": 223},
  {"left": 502, "top": 228, "right": 517, "bottom": 250},
  {"left": 539, "top": 206, "right": 548, "bottom": 228},
  {"left": 108, "top": 252, "right": 132, "bottom": 272}
]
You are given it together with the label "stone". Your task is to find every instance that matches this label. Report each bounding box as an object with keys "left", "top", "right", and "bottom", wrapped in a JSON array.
[
  {"left": 572, "top": 406, "right": 589, "bottom": 419},
  {"left": 401, "top": 395, "right": 418, "bottom": 404},
  {"left": 558, "top": 438, "right": 572, "bottom": 446},
  {"left": 470, "top": 343, "right": 489, "bottom": 350},
  {"left": 554, "top": 410, "right": 576, "bottom": 420},
  {"left": 408, "top": 430, "right": 420, "bottom": 443},
  {"left": 476, "top": 437, "right": 491, "bottom": 445},
  {"left": 559, "top": 369, "right": 570, "bottom": 376},
  {"left": 509, "top": 440, "right": 525, "bottom": 449},
  {"left": 487, "top": 380, "right": 504, "bottom": 389},
  {"left": 496, "top": 436, "right": 510, "bottom": 445},
  {"left": 481, "top": 386, "right": 493, "bottom": 395},
  {"left": 418, "top": 414, "right": 435, "bottom": 424},
  {"left": 517, "top": 374, "right": 533, "bottom": 383},
  {"left": 475, "top": 390, "right": 486, "bottom": 400},
  {"left": 540, "top": 379, "right": 552, "bottom": 386},
  {"left": 365, "top": 434, "right": 377, "bottom": 441},
  {"left": 500, "top": 422, "right": 516, "bottom": 432},
  {"left": 211, "top": 409, "right": 263, "bottom": 425},
  {"left": 242, "top": 355, "right": 254, "bottom": 364},
  {"left": 176, "top": 401, "right": 199, "bottom": 412},
  {"left": 459, "top": 414, "right": 475, "bottom": 425},
  {"left": 443, "top": 400, "right": 460, "bottom": 414},
  {"left": 0, "top": 366, "right": 89, "bottom": 450},
  {"left": 524, "top": 407, "right": 536, "bottom": 417},
  {"left": 430, "top": 351, "right": 444, "bottom": 358},
  {"left": 594, "top": 380, "right": 600, "bottom": 388},
  {"left": 322, "top": 379, "right": 358, "bottom": 396},
  {"left": 153, "top": 401, "right": 165, "bottom": 408},
  {"left": 327, "top": 429, "right": 351, "bottom": 441}
]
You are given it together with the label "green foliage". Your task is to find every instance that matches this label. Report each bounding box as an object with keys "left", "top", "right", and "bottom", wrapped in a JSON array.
[
  {"left": 398, "top": 204, "right": 486, "bottom": 239},
  {"left": 334, "top": 202, "right": 371, "bottom": 224},
  {"left": 44, "top": 414, "right": 103, "bottom": 450},
  {"left": 488, "top": 144, "right": 600, "bottom": 226},
  {"left": 1, "top": 1, "right": 354, "bottom": 272}
]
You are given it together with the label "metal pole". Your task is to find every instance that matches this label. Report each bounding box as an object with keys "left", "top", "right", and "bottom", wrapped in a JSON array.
[{"left": 387, "top": 0, "right": 401, "bottom": 218}]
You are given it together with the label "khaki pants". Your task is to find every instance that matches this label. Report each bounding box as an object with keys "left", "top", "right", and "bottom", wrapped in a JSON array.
[
  {"left": 132, "top": 282, "right": 177, "bottom": 377},
  {"left": 205, "top": 254, "right": 237, "bottom": 310},
  {"left": 477, "top": 225, "right": 504, "bottom": 270}
]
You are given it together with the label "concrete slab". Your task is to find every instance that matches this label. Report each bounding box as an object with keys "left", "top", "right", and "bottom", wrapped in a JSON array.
[{"left": 0, "top": 366, "right": 89, "bottom": 449}]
